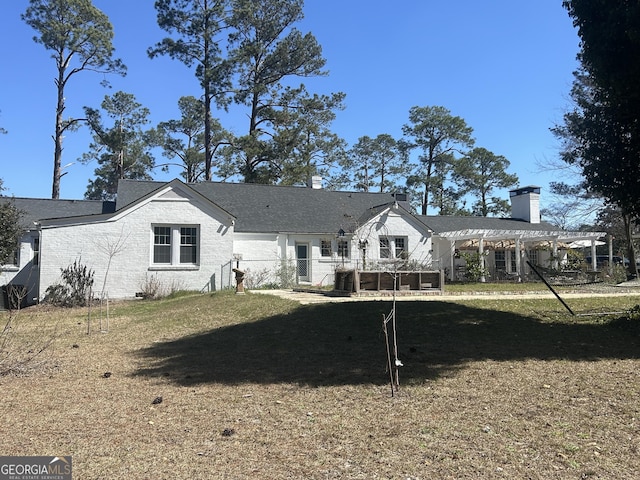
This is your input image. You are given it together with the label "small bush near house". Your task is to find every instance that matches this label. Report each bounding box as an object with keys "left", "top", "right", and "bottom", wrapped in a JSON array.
[
  {"left": 275, "top": 258, "right": 297, "bottom": 288},
  {"left": 137, "top": 274, "right": 187, "bottom": 300},
  {"left": 138, "top": 274, "right": 163, "bottom": 299},
  {"left": 459, "top": 251, "right": 488, "bottom": 282},
  {"left": 44, "top": 259, "right": 95, "bottom": 307},
  {"left": 243, "top": 268, "right": 272, "bottom": 289},
  {"left": 606, "top": 263, "right": 629, "bottom": 284},
  {"left": 564, "top": 249, "right": 584, "bottom": 270}
]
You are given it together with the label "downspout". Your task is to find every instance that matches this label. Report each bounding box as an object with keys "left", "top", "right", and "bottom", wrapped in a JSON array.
[
  {"left": 479, "top": 237, "right": 486, "bottom": 283},
  {"left": 36, "top": 225, "right": 42, "bottom": 303}
]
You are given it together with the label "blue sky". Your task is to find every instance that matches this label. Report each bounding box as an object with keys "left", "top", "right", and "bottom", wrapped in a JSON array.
[{"left": 0, "top": 1, "right": 580, "bottom": 207}]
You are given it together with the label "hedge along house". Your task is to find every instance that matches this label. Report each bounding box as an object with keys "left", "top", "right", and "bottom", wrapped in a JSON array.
[
  {"left": 1, "top": 180, "right": 604, "bottom": 306},
  {"left": 424, "top": 187, "right": 606, "bottom": 281}
]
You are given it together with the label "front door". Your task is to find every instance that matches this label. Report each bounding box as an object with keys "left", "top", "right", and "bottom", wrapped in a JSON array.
[{"left": 296, "top": 243, "right": 310, "bottom": 282}]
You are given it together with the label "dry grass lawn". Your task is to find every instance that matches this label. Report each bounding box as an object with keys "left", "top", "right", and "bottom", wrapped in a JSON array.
[{"left": 1, "top": 290, "right": 640, "bottom": 479}]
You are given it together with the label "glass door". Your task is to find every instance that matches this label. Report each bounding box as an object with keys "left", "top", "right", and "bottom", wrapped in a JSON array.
[{"left": 296, "top": 243, "right": 310, "bottom": 282}]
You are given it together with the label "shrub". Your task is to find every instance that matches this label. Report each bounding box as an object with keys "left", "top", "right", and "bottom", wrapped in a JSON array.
[
  {"left": 44, "top": 259, "right": 95, "bottom": 307},
  {"left": 459, "top": 251, "right": 488, "bottom": 282},
  {"left": 244, "top": 268, "right": 272, "bottom": 289},
  {"left": 138, "top": 274, "right": 163, "bottom": 300},
  {"left": 275, "top": 258, "right": 297, "bottom": 288},
  {"left": 137, "top": 274, "right": 187, "bottom": 300}
]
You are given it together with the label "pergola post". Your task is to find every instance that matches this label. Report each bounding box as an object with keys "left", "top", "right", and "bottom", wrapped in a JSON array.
[
  {"left": 479, "top": 237, "right": 486, "bottom": 283},
  {"left": 515, "top": 237, "right": 522, "bottom": 281},
  {"left": 450, "top": 240, "right": 456, "bottom": 281}
]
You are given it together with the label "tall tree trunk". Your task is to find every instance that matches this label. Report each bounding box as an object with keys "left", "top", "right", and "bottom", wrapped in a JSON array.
[
  {"left": 52, "top": 66, "right": 65, "bottom": 199},
  {"left": 203, "top": 0, "right": 212, "bottom": 182}
]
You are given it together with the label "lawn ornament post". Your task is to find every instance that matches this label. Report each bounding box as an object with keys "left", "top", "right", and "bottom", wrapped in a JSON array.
[{"left": 232, "top": 268, "right": 246, "bottom": 295}]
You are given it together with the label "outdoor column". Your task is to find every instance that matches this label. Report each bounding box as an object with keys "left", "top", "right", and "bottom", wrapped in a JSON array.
[
  {"left": 450, "top": 240, "right": 456, "bottom": 281},
  {"left": 552, "top": 238, "right": 559, "bottom": 270},
  {"left": 479, "top": 237, "right": 486, "bottom": 283},
  {"left": 591, "top": 241, "right": 598, "bottom": 271},
  {"left": 515, "top": 238, "right": 522, "bottom": 281}
]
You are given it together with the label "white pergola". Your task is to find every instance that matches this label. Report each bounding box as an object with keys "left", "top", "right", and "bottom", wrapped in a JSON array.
[{"left": 436, "top": 228, "right": 607, "bottom": 282}]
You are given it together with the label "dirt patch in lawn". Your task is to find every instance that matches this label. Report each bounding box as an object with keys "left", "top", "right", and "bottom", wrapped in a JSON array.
[{"left": 1, "top": 292, "right": 639, "bottom": 479}]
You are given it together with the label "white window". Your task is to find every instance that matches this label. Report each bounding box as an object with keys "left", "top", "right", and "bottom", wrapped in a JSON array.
[
  {"left": 33, "top": 238, "right": 39, "bottom": 266},
  {"left": 395, "top": 237, "right": 406, "bottom": 259},
  {"left": 379, "top": 237, "right": 391, "bottom": 259},
  {"left": 152, "top": 225, "right": 199, "bottom": 266},
  {"left": 180, "top": 227, "right": 198, "bottom": 264},
  {"left": 320, "top": 239, "right": 332, "bottom": 257},
  {"left": 510, "top": 250, "right": 517, "bottom": 273},
  {"left": 337, "top": 239, "right": 349, "bottom": 258},
  {"left": 153, "top": 226, "right": 172, "bottom": 264},
  {"left": 379, "top": 236, "right": 408, "bottom": 259},
  {"left": 495, "top": 250, "right": 506, "bottom": 271}
]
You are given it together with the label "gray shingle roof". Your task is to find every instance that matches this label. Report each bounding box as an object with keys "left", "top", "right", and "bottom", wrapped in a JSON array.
[
  {"left": 116, "top": 179, "right": 405, "bottom": 234},
  {"left": 5, "top": 179, "right": 600, "bottom": 241},
  {"left": 1, "top": 197, "right": 115, "bottom": 228}
]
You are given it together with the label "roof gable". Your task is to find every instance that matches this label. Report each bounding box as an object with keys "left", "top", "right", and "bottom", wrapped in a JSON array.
[
  {"left": 116, "top": 179, "right": 406, "bottom": 234},
  {"left": 112, "top": 179, "right": 235, "bottom": 223}
]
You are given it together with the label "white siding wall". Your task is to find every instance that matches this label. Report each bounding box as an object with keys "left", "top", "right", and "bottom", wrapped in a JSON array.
[
  {"left": 231, "top": 233, "right": 280, "bottom": 287},
  {"left": 232, "top": 233, "right": 343, "bottom": 287},
  {"left": 228, "top": 209, "right": 436, "bottom": 287},
  {"left": 39, "top": 197, "right": 233, "bottom": 300}
]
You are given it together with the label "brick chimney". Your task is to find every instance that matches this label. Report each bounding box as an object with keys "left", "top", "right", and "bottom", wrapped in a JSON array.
[
  {"left": 509, "top": 186, "right": 540, "bottom": 223},
  {"left": 308, "top": 175, "right": 323, "bottom": 189}
]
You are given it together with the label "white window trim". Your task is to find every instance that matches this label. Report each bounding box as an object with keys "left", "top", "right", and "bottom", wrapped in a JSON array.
[
  {"left": 379, "top": 236, "right": 408, "bottom": 260},
  {"left": 150, "top": 224, "right": 200, "bottom": 270},
  {"left": 320, "top": 239, "right": 332, "bottom": 258}
]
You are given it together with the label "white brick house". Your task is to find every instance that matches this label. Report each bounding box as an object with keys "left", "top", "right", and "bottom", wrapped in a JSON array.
[
  {"left": 37, "top": 181, "right": 235, "bottom": 299},
  {"left": 1, "top": 180, "right": 605, "bottom": 306}
]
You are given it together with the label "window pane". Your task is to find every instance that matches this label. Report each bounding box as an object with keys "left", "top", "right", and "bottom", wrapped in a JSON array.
[
  {"left": 180, "top": 227, "right": 197, "bottom": 264},
  {"left": 321, "top": 240, "right": 332, "bottom": 257},
  {"left": 380, "top": 237, "right": 390, "bottom": 259},
  {"left": 395, "top": 237, "right": 406, "bottom": 258},
  {"left": 495, "top": 250, "right": 506, "bottom": 270},
  {"left": 33, "top": 238, "right": 39, "bottom": 266},
  {"left": 154, "top": 227, "right": 171, "bottom": 245},
  {"left": 154, "top": 245, "right": 171, "bottom": 263},
  {"left": 154, "top": 227, "right": 171, "bottom": 264},
  {"left": 338, "top": 240, "right": 349, "bottom": 258}
]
